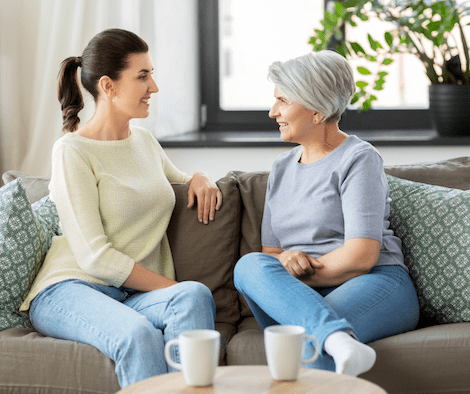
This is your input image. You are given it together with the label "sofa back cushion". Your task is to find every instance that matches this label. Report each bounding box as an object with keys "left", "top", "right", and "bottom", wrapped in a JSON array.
[
  {"left": 384, "top": 156, "right": 470, "bottom": 190},
  {"left": 2, "top": 171, "right": 50, "bottom": 203},
  {"left": 230, "top": 171, "right": 269, "bottom": 258},
  {"left": 228, "top": 171, "right": 269, "bottom": 319},
  {"left": 166, "top": 173, "right": 241, "bottom": 341}
]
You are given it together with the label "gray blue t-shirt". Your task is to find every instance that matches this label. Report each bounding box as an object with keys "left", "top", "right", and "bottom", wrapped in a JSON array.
[{"left": 262, "top": 135, "right": 406, "bottom": 271}]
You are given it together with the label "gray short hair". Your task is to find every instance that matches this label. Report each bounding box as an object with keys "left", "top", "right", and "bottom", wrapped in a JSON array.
[{"left": 268, "top": 51, "right": 356, "bottom": 123}]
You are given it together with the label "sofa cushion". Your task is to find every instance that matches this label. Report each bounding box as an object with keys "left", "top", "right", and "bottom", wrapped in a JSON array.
[
  {"left": 2, "top": 171, "right": 51, "bottom": 203},
  {"left": 361, "top": 323, "right": 470, "bottom": 393},
  {"left": 229, "top": 172, "right": 269, "bottom": 319},
  {"left": 0, "top": 328, "right": 120, "bottom": 394},
  {"left": 384, "top": 156, "right": 470, "bottom": 190},
  {"left": 167, "top": 173, "right": 241, "bottom": 344},
  {"left": 386, "top": 174, "right": 470, "bottom": 323},
  {"left": 232, "top": 171, "right": 269, "bottom": 258},
  {"left": 0, "top": 180, "right": 61, "bottom": 331}
]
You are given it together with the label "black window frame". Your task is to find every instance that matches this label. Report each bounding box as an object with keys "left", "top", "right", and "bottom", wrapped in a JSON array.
[{"left": 199, "top": 0, "right": 431, "bottom": 132}]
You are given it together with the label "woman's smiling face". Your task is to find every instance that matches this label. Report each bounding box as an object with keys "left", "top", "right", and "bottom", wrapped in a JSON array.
[
  {"left": 112, "top": 52, "right": 158, "bottom": 119},
  {"left": 268, "top": 88, "right": 316, "bottom": 144}
]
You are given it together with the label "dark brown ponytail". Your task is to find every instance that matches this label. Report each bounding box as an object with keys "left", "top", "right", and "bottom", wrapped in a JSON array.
[
  {"left": 58, "top": 56, "right": 83, "bottom": 132},
  {"left": 57, "top": 29, "right": 148, "bottom": 133}
]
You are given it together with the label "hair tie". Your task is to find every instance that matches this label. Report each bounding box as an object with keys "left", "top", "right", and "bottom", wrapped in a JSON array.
[{"left": 76, "top": 56, "right": 82, "bottom": 67}]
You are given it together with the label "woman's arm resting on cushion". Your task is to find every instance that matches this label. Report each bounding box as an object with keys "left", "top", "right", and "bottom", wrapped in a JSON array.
[
  {"left": 123, "top": 263, "right": 178, "bottom": 291},
  {"left": 263, "top": 238, "right": 380, "bottom": 287},
  {"left": 186, "top": 172, "right": 223, "bottom": 225}
]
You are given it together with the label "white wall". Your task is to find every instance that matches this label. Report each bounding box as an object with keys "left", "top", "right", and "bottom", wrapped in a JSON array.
[{"left": 164, "top": 146, "right": 470, "bottom": 180}]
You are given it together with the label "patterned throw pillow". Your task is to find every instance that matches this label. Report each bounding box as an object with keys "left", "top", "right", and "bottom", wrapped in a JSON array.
[
  {"left": 0, "top": 179, "right": 61, "bottom": 331},
  {"left": 386, "top": 174, "right": 470, "bottom": 323}
]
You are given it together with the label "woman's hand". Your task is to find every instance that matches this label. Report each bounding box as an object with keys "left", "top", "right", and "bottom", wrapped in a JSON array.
[
  {"left": 262, "top": 247, "right": 323, "bottom": 279},
  {"left": 187, "top": 172, "right": 223, "bottom": 224},
  {"left": 263, "top": 239, "right": 380, "bottom": 287},
  {"left": 123, "top": 263, "right": 178, "bottom": 291},
  {"left": 278, "top": 250, "right": 323, "bottom": 278}
]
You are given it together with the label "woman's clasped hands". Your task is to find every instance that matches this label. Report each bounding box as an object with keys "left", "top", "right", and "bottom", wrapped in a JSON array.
[
  {"left": 186, "top": 172, "right": 223, "bottom": 224},
  {"left": 278, "top": 250, "right": 323, "bottom": 279}
]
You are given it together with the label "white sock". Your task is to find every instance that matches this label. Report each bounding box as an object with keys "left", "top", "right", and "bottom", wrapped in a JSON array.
[{"left": 324, "top": 331, "right": 376, "bottom": 377}]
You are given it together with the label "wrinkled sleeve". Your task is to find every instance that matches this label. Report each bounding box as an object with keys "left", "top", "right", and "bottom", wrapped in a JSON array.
[
  {"left": 261, "top": 173, "right": 282, "bottom": 248},
  {"left": 341, "top": 149, "right": 388, "bottom": 243},
  {"left": 50, "top": 143, "right": 135, "bottom": 287}
]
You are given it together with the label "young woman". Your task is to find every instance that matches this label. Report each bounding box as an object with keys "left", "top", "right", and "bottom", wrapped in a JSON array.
[
  {"left": 20, "top": 29, "right": 221, "bottom": 388},
  {"left": 234, "top": 50, "right": 419, "bottom": 377}
]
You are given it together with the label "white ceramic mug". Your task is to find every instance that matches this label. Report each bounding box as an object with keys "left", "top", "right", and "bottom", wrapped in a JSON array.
[
  {"left": 164, "top": 329, "right": 220, "bottom": 386},
  {"left": 264, "top": 325, "right": 320, "bottom": 381}
]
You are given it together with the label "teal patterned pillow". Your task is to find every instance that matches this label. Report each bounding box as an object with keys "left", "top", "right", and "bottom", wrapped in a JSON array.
[
  {"left": 0, "top": 179, "right": 61, "bottom": 331},
  {"left": 386, "top": 174, "right": 470, "bottom": 323}
]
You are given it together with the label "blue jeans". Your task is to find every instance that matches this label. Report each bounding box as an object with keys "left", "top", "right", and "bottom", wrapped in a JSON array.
[
  {"left": 234, "top": 253, "right": 419, "bottom": 371},
  {"left": 29, "top": 279, "right": 216, "bottom": 388}
]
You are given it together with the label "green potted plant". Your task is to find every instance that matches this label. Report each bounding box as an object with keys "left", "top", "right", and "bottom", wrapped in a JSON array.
[{"left": 309, "top": 0, "right": 470, "bottom": 137}]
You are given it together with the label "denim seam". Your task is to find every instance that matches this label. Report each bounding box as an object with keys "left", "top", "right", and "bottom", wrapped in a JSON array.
[
  {"left": 167, "top": 296, "right": 180, "bottom": 363},
  {"left": 348, "top": 265, "right": 403, "bottom": 326},
  {"left": 133, "top": 291, "right": 178, "bottom": 361}
]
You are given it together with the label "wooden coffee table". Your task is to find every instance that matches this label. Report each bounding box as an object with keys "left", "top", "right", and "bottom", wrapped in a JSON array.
[{"left": 116, "top": 365, "right": 387, "bottom": 393}]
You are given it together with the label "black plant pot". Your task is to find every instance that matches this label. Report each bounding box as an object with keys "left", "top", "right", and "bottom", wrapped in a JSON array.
[{"left": 429, "top": 84, "right": 470, "bottom": 137}]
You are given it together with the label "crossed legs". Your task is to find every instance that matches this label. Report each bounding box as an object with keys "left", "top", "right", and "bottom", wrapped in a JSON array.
[{"left": 234, "top": 253, "right": 419, "bottom": 376}]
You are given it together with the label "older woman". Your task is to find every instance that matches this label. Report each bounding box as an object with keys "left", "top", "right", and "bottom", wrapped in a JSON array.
[{"left": 234, "top": 50, "right": 419, "bottom": 377}]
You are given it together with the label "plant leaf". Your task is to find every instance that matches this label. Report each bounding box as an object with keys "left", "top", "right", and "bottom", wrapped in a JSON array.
[
  {"left": 350, "top": 42, "right": 366, "bottom": 55},
  {"left": 368, "top": 34, "right": 378, "bottom": 51},
  {"left": 384, "top": 31, "right": 393, "bottom": 48},
  {"left": 357, "top": 66, "right": 372, "bottom": 75},
  {"left": 362, "top": 99, "right": 372, "bottom": 111},
  {"left": 356, "top": 81, "right": 369, "bottom": 88}
]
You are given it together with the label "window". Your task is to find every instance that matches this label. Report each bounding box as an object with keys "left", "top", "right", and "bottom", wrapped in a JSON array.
[
  {"left": 199, "top": 0, "right": 431, "bottom": 132},
  {"left": 345, "top": 11, "right": 429, "bottom": 109},
  {"left": 218, "top": 0, "right": 324, "bottom": 111}
]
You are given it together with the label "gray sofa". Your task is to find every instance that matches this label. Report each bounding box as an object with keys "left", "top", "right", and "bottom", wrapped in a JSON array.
[{"left": 2, "top": 156, "right": 470, "bottom": 394}]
